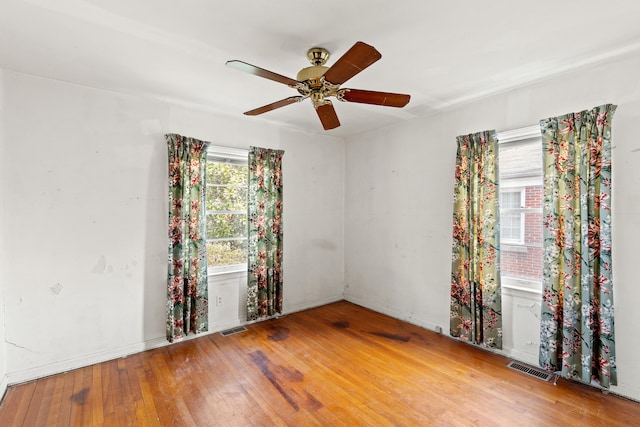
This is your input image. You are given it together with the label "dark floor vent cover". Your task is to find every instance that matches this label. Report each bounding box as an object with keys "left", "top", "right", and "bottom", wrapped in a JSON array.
[
  {"left": 507, "top": 361, "right": 553, "bottom": 381},
  {"left": 219, "top": 326, "right": 247, "bottom": 337}
]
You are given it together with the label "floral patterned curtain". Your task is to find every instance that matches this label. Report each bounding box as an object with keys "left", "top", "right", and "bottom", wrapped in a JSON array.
[
  {"left": 538, "top": 104, "right": 617, "bottom": 388},
  {"left": 247, "top": 146, "right": 284, "bottom": 321},
  {"left": 165, "top": 133, "right": 210, "bottom": 342},
  {"left": 450, "top": 130, "right": 502, "bottom": 349}
]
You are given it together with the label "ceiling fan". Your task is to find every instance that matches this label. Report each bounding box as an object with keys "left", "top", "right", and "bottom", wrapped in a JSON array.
[{"left": 226, "top": 41, "right": 411, "bottom": 130}]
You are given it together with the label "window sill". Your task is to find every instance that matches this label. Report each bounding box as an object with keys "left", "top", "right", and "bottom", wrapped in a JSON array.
[
  {"left": 207, "top": 267, "right": 247, "bottom": 278},
  {"left": 502, "top": 244, "right": 527, "bottom": 253},
  {"left": 502, "top": 276, "right": 541, "bottom": 294}
]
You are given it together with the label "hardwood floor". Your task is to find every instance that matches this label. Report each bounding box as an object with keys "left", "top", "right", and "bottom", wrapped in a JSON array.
[{"left": 1, "top": 301, "right": 638, "bottom": 426}]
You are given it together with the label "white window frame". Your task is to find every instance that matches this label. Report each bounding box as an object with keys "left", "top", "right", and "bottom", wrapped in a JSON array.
[
  {"left": 497, "top": 125, "right": 543, "bottom": 292},
  {"left": 206, "top": 145, "right": 248, "bottom": 275},
  {"left": 497, "top": 125, "right": 543, "bottom": 247}
]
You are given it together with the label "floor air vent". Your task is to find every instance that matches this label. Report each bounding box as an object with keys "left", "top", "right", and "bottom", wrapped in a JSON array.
[
  {"left": 507, "top": 361, "right": 553, "bottom": 381},
  {"left": 219, "top": 326, "right": 247, "bottom": 337}
]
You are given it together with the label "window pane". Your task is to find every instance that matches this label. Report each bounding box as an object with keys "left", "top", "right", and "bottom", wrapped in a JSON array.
[
  {"left": 205, "top": 155, "right": 249, "bottom": 270},
  {"left": 500, "top": 191, "right": 521, "bottom": 208},
  {"left": 206, "top": 213, "right": 247, "bottom": 240},
  {"left": 501, "top": 213, "right": 521, "bottom": 240},
  {"left": 207, "top": 162, "right": 247, "bottom": 185},
  {"left": 498, "top": 137, "right": 543, "bottom": 283},
  {"left": 206, "top": 185, "right": 248, "bottom": 211},
  {"left": 207, "top": 239, "right": 247, "bottom": 267}
]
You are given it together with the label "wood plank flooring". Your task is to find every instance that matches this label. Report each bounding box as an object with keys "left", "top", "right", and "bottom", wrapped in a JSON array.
[{"left": 1, "top": 301, "right": 638, "bottom": 426}]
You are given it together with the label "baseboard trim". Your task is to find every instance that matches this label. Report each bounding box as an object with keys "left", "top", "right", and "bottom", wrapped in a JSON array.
[
  {"left": 502, "top": 345, "right": 539, "bottom": 366},
  {"left": 3, "top": 297, "right": 639, "bottom": 404},
  {"left": 5, "top": 295, "right": 345, "bottom": 387},
  {"left": 0, "top": 374, "right": 8, "bottom": 402},
  {"left": 344, "top": 295, "right": 444, "bottom": 334},
  {"left": 6, "top": 337, "right": 170, "bottom": 386},
  {"left": 284, "top": 295, "right": 344, "bottom": 316}
]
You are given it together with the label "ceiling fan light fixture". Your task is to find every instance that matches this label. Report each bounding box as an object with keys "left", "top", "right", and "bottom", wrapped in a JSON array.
[{"left": 296, "top": 65, "right": 328, "bottom": 82}]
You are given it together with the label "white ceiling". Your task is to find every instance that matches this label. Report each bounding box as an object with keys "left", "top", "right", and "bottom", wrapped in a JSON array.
[{"left": 2, "top": 0, "right": 640, "bottom": 138}]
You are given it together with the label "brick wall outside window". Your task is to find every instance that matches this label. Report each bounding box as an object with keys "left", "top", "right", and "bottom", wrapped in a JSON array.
[{"left": 501, "top": 185, "right": 543, "bottom": 282}]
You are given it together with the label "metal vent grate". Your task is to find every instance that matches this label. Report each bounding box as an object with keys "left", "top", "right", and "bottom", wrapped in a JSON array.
[
  {"left": 507, "top": 361, "right": 553, "bottom": 381},
  {"left": 219, "top": 326, "right": 247, "bottom": 337}
]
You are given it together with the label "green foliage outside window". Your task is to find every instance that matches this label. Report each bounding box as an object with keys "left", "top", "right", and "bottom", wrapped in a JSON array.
[{"left": 206, "top": 161, "right": 248, "bottom": 268}]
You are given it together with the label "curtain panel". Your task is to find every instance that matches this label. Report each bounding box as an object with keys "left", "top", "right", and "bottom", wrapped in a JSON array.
[
  {"left": 450, "top": 130, "right": 502, "bottom": 349},
  {"left": 247, "top": 146, "right": 284, "bottom": 321},
  {"left": 538, "top": 104, "right": 617, "bottom": 388},
  {"left": 165, "top": 133, "right": 210, "bottom": 342}
]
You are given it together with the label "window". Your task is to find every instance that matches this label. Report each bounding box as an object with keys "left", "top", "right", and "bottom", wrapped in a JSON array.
[
  {"left": 500, "top": 189, "right": 525, "bottom": 244},
  {"left": 205, "top": 146, "right": 248, "bottom": 274},
  {"left": 497, "top": 126, "right": 543, "bottom": 287}
]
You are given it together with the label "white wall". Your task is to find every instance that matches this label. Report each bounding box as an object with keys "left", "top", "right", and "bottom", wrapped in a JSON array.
[
  {"left": 0, "top": 69, "right": 8, "bottom": 399},
  {"left": 0, "top": 70, "right": 345, "bottom": 384},
  {"left": 345, "top": 51, "right": 640, "bottom": 401}
]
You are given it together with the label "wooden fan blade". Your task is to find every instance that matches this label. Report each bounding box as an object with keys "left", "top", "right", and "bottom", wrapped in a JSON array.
[
  {"left": 315, "top": 102, "right": 341, "bottom": 130},
  {"left": 226, "top": 60, "right": 299, "bottom": 86},
  {"left": 323, "top": 41, "right": 382, "bottom": 85},
  {"left": 340, "top": 89, "right": 410, "bottom": 107},
  {"left": 244, "top": 96, "right": 304, "bottom": 116}
]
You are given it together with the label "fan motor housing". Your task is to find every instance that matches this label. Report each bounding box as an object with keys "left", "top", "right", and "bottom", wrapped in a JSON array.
[{"left": 307, "top": 47, "right": 330, "bottom": 65}]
